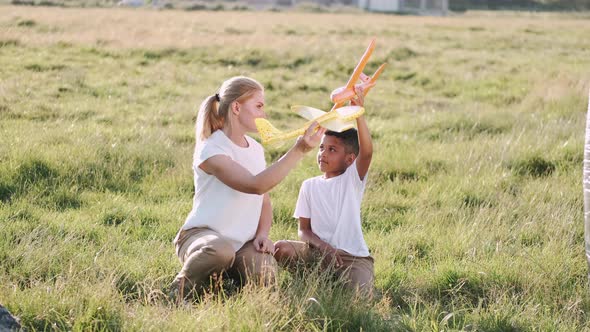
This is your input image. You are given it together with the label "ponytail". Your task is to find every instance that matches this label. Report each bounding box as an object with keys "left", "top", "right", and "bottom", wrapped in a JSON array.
[
  {"left": 197, "top": 95, "right": 224, "bottom": 141},
  {"left": 196, "top": 76, "right": 263, "bottom": 142}
]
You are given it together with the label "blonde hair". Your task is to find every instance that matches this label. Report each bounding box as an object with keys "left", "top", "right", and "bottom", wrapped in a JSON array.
[{"left": 197, "top": 76, "right": 263, "bottom": 141}]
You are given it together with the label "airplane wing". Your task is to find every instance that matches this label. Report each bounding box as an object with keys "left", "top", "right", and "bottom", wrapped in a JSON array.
[
  {"left": 291, "top": 105, "right": 327, "bottom": 121},
  {"left": 322, "top": 119, "right": 355, "bottom": 132},
  {"left": 335, "top": 106, "right": 365, "bottom": 121},
  {"left": 358, "top": 63, "right": 388, "bottom": 97},
  {"left": 322, "top": 106, "right": 365, "bottom": 131},
  {"left": 344, "top": 38, "right": 376, "bottom": 90},
  {"left": 369, "top": 63, "right": 387, "bottom": 83}
]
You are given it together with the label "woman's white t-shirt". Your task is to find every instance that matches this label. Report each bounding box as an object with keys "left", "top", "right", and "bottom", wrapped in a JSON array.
[
  {"left": 176, "top": 130, "right": 266, "bottom": 251},
  {"left": 293, "top": 161, "right": 370, "bottom": 257}
]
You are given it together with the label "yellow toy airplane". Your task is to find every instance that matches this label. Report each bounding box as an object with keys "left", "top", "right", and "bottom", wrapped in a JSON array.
[
  {"left": 256, "top": 105, "right": 365, "bottom": 147},
  {"left": 255, "top": 38, "right": 386, "bottom": 147}
]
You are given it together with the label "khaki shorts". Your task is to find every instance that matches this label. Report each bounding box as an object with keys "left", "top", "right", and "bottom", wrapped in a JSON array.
[
  {"left": 276, "top": 240, "right": 374, "bottom": 295},
  {"left": 173, "top": 227, "right": 277, "bottom": 294}
]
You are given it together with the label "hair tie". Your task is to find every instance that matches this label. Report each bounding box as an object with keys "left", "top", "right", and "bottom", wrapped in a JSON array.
[{"left": 214, "top": 93, "right": 220, "bottom": 102}]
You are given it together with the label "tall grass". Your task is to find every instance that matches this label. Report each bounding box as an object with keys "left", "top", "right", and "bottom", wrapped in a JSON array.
[{"left": 1, "top": 6, "right": 589, "bottom": 331}]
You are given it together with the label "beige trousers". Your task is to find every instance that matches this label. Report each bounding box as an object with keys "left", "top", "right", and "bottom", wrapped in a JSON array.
[
  {"left": 173, "top": 227, "right": 277, "bottom": 295},
  {"left": 274, "top": 240, "right": 374, "bottom": 295}
]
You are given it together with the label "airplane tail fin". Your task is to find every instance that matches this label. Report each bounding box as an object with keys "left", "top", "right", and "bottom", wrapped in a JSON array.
[
  {"left": 255, "top": 118, "right": 285, "bottom": 147},
  {"left": 291, "top": 105, "right": 327, "bottom": 121}
]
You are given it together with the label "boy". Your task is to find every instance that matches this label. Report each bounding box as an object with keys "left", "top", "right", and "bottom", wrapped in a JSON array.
[{"left": 274, "top": 89, "right": 374, "bottom": 295}]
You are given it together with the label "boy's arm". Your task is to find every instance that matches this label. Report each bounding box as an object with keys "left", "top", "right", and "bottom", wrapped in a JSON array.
[
  {"left": 254, "top": 193, "right": 274, "bottom": 253},
  {"left": 355, "top": 116, "right": 373, "bottom": 180},
  {"left": 298, "top": 217, "right": 343, "bottom": 267},
  {"left": 351, "top": 86, "right": 373, "bottom": 180}
]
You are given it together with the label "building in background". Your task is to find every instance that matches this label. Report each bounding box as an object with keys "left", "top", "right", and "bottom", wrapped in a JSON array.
[
  {"left": 358, "top": 0, "right": 448, "bottom": 14},
  {"left": 142, "top": 0, "right": 451, "bottom": 13},
  {"left": 252, "top": 0, "right": 354, "bottom": 5}
]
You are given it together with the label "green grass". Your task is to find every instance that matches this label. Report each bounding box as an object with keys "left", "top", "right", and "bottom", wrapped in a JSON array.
[{"left": 1, "top": 6, "right": 590, "bottom": 331}]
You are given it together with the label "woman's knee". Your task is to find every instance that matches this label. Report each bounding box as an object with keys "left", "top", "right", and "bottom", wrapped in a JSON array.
[
  {"left": 203, "top": 239, "right": 236, "bottom": 267},
  {"left": 236, "top": 253, "right": 277, "bottom": 286}
]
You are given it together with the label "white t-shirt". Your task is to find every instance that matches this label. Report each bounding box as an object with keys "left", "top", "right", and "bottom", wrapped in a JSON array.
[
  {"left": 176, "top": 130, "right": 266, "bottom": 251},
  {"left": 293, "top": 161, "right": 370, "bottom": 257}
]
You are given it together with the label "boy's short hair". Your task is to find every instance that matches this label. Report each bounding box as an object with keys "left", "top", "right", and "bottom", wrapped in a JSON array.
[{"left": 325, "top": 128, "right": 359, "bottom": 155}]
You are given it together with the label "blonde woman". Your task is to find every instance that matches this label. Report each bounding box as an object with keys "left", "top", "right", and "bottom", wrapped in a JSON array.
[{"left": 171, "top": 76, "right": 325, "bottom": 301}]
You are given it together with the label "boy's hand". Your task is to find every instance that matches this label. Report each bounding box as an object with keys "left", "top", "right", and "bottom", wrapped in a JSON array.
[
  {"left": 350, "top": 86, "right": 365, "bottom": 107},
  {"left": 323, "top": 245, "right": 344, "bottom": 268},
  {"left": 254, "top": 235, "right": 275, "bottom": 254}
]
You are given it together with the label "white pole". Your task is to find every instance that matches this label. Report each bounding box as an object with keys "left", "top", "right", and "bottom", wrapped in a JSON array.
[
  {"left": 441, "top": 0, "right": 448, "bottom": 14},
  {"left": 584, "top": 88, "right": 590, "bottom": 281}
]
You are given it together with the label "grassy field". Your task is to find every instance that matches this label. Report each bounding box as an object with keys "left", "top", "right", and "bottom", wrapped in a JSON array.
[{"left": 1, "top": 6, "right": 590, "bottom": 331}]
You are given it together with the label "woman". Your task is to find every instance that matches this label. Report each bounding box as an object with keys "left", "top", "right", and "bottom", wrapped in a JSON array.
[{"left": 171, "top": 76, "right": 325, "bottom": 300}]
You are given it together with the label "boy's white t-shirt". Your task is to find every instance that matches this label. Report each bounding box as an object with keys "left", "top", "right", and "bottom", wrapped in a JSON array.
[
  {"left": 176, "top": 130, "right": 266, "bottom": 251},
  {"left": 293, "top": 161, "right": 370, "bottom": 257}
]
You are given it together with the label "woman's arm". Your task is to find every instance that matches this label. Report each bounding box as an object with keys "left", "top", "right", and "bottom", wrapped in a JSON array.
[
  {"left": 298, "top": 217, "right": 343, "bottom": 267},
  {"left": 201, "top": 122, "right": 325, "bottom": 195},
  {"left": 253, "top": 193, "right": 274, "bottom": 253}
]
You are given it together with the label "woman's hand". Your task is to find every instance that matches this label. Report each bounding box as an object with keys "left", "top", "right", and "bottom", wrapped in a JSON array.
[
  {"left": 295, "top": 121, "right": 326, "bottom": 154},
  {"left": 254, "top": 235, "right": 275, "bottom": 254}
]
